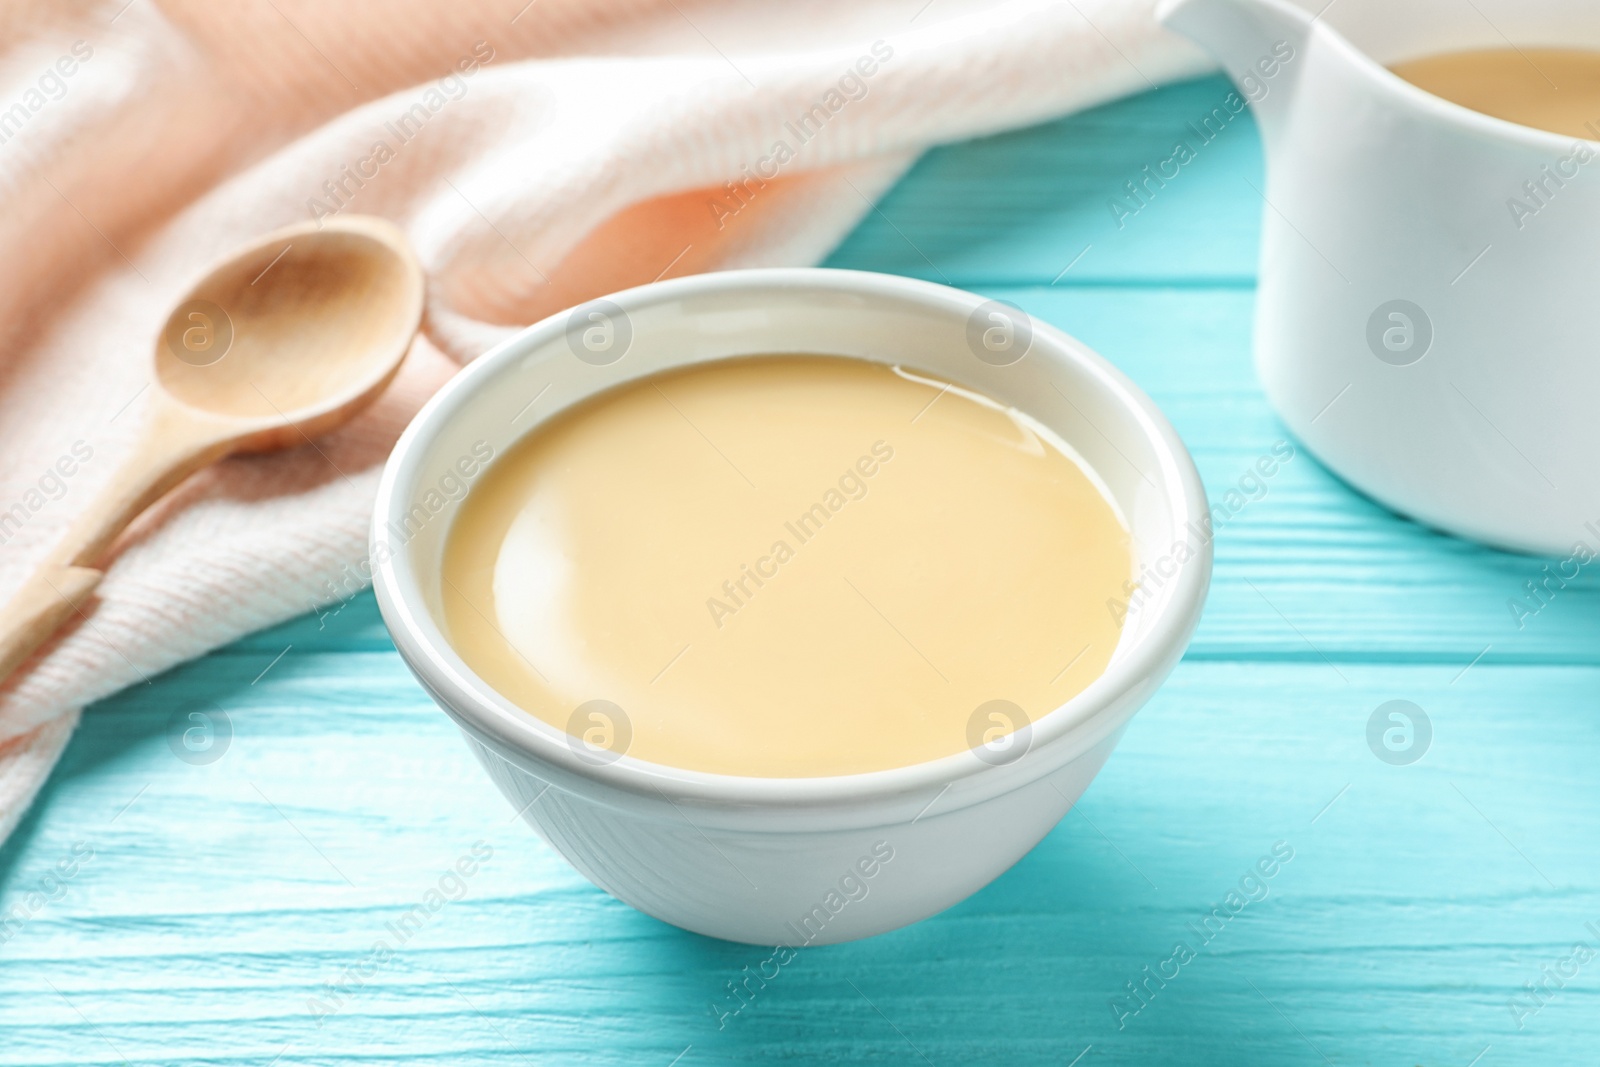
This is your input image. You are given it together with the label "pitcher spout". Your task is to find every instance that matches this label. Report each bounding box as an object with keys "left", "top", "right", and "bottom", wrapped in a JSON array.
[{"left": 1158, "top": 0, "right": 1313, "bottom": 142}]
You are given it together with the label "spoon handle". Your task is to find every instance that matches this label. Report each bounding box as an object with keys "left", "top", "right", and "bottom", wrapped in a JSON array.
[
  {"left": 0, "top": 565, "right": 107, "bottom": 684},
  {"left": 0, "top": 400, "right": 232, "bottom": 687}
]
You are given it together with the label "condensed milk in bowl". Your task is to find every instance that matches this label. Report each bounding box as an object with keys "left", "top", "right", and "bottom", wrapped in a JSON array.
[{"left": 372, "top": 268, "right": 1210, "bottom": 945}]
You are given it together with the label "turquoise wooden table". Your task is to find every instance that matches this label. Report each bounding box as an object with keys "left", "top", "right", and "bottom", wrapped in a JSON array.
[{"left": 5, "top": 75, "right": 1599, "bottom": 1065}]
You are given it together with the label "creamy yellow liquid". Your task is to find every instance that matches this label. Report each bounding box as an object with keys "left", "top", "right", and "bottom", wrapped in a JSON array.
[
  {"left": 1391, "top": 48, "right": 1600, "bottom": 138},
  {"left": 441, "top": 356, "right": 1130, "bottom": 777}
]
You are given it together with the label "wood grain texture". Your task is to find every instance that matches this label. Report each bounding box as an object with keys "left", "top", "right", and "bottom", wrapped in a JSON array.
[{"left": 2, "top": 76, "right": 1595, "bottom": 1065}]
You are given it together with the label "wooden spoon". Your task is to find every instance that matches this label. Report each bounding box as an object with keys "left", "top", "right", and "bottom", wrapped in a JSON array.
[{"left": 0, "top": 215, "right": 424, "bottom": 685}]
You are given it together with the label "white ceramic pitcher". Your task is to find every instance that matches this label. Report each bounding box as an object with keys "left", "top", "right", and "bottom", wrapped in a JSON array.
[{"left": 1161, "top": 0, "right": 1600, "bottom": 556}]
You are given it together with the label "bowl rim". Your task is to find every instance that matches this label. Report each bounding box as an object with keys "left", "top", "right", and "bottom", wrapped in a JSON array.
[{"left": 371, "top": 267, "right": 1210, "bottom": 810}]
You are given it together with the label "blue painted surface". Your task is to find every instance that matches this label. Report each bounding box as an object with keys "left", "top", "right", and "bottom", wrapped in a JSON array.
[{"left": 3, "top": 76, "right": 1597, "bottom": 1065}]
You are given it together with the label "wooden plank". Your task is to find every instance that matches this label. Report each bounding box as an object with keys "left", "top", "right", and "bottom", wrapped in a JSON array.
[{"left": 2, "top": 628, "right": 1594, "bottom": 1064}]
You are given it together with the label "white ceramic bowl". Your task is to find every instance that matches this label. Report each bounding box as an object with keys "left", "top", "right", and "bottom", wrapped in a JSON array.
[{"left": 371, "top": 268, "right": 1210, "bottom": 945}]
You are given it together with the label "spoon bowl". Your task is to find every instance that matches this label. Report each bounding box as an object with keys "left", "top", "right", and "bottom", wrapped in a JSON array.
[{"left": 155, "top": 215, "right": 423, "bottom": 449}]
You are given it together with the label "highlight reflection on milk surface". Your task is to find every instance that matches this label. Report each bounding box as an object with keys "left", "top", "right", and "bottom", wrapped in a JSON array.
[{"left": 441, "top": 355, "right": 1132, "bottom": 777}]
